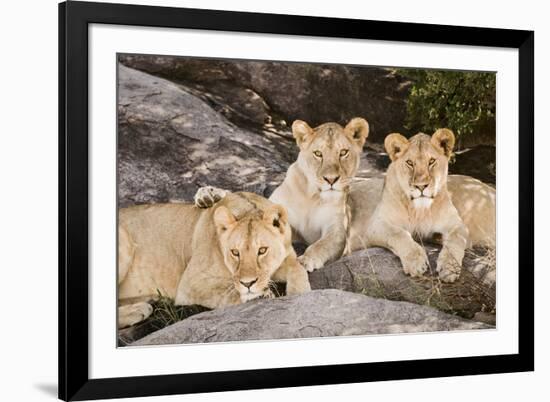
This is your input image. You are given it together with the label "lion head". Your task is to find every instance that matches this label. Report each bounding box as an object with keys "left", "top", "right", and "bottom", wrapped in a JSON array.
[
  {"left": 213, "top": 203, "right": 289, "bottom": 303},
  {"left": 384, "top": 128, "right": 455, "bottom": 209},
  {"left": 292, "top": 118, "right": 369, "bottom": 196}
]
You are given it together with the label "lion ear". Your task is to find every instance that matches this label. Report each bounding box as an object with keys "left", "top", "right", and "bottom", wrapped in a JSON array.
[
  {"left": 213, "top": 206, "right": 236, "bottom": 234},
  {"left": 345, "top": 117, "right": 369, "bottom": 148},
  {"left": 263, "top": 204, "right": 288, "bottom": 235},
  {"left": 431, "top": 128, "right": 455, "bottom": 158},
  {"left": 292, "top": 120, "right": 314, "bottom": 149},
  {"left": 384, "top": 133, "right": 409, "bottom": 161}
]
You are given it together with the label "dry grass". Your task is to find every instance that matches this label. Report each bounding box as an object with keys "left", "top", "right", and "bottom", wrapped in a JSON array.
[
  {"left": 357, "top": 244, "right": 496, "bottom": 319},
  {"left": 118, "top": 293, "right": 210, "bottom": 346},
  {"left": 148, "top": 292, "right": 210, "bottom": 330},
  {"left": 478, "top": 246, "right": 496, "bottom": 271}
]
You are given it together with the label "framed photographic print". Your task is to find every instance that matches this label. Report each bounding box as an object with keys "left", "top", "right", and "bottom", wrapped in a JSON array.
[{"left": 59, "top": 1, "right": 534, "bottom": 400}]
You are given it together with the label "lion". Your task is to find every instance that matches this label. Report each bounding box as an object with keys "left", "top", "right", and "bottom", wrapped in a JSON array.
[
  {"left": 348, "top": 129, "right": 496, "bottom": 282},
  {"left": 117, "top": 192, "right": 311, "bottom": 329},
  {"left": 196, "top": 117, "right": 369, "bottom": 272}
]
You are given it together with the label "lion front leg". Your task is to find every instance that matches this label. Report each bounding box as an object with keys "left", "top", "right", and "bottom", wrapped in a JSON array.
[
  {"left": 174, "top": 259, "right": 239, "bottom": 309},
  {"left": 436, "top": 223, "right": 469, "bottom": 283},
  {"left": 273, "top": 253, "right": 311, "bottom": 295},
  {"left": 368, "top": 221, "right": 428, "bottom": 278},
  {"left": 298, "top": 223, "right": 347, "bottom": 272}
]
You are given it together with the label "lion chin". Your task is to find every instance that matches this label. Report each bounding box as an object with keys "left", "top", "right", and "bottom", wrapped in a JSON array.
[
  {"left": 240, "top": 293, "right": 262, "bottom": 302},
  {"left": 412, "top": 197, "right": 433, "bottom": 209},
  {"left": 320, "top": 188, "right": 344, "bottom": 201},
  {"left": 240, "top": 290, "right": 272, "bottom": 303}
]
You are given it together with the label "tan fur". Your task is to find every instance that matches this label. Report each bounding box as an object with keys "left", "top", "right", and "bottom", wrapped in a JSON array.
[
  {"left": 117, "top": 192, "right": 310, "bottom": 328},
  {"left": 269, "top": 117, "right": 369, "bottom": 271},
  {"left": 348, "top": 129, "right": 495, "bottom": 282}
]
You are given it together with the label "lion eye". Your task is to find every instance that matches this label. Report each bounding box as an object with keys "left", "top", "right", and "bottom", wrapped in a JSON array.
[
  {"left": 406, "top": 160, "right": 414, "bottom": 168},
  {"left": 230, "top": 249, "right": 240, "bottom": 257},
  {"left": 429, "top": 158, "right": 436, "bottom": 166},
  {"left": 339, "top": 149, "right": 349, "bottom": 157},
  {"left": 313, "top": 150, "right": 322, "bottom": 158},
  {"left": 258, "top": 247, "right": 268, "bottom": 255}
]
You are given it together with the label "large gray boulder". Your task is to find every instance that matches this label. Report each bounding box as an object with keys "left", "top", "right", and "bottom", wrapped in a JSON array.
[
  {"left": 309, "top": 246, "right": 495, "bottom": 319},
  {"left": 118, "top": 64, "right": 297, "bottom": 207},
  {"left": 133, "top": 289, "right": 490, "bottom": 345},
  {"left": 119, "top": 54, "right": 411, "bottom": 144}
]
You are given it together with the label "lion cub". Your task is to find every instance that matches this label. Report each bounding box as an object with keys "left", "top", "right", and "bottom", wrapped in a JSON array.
[
  {"left": 118, "top": 192, "right": 310, "bottom": 328},
  {"left": 196, "top": 118, "right": 369, "bottom": 272}
]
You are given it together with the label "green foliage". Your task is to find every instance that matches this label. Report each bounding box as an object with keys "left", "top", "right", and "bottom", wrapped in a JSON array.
[{"left": 398, "top": 69, "right": 495, "bottom": 144}]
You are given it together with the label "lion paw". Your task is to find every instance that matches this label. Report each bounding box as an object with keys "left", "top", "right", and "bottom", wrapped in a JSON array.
[
  {"left": 437, "top": 249, "right": 462, "bottom": 283},
  {"left": 119, "top": 302, "right": 153, "bottom": 328},
  {"left": 298, "top": 254, "right": 324, "bottom": 272},
  {"left": 260, "top": 289, "right": 276, "bottom": 299},
  {"left": 194, "top": 186, "right": 227, "bottom": 208},
  {"left": 401, "top": 246, "right": 428, "bottom": 278}
]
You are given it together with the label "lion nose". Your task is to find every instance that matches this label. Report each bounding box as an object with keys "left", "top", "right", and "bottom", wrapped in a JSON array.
[
  {"left": 240, "top": 278, "right": 258, "bottom": 289},
  {"left": 323, "top": 175, "right": 340, "bottom": 185},
  {"left": 415, "top": 184, "right": 428, "bottom": 192}
]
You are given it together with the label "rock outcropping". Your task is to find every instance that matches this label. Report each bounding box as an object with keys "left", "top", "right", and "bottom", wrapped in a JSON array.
[
  {"left": 310, "top": 246, "right": 495, "bottom": 319},
  {"left": 134, "top": 289, "right": 490, "bottom": 345},
  {"left": 119, "top": 54, "right": 411, "bottom": 143},
  {"left": 118, "top": 64, "right": 297, "bottom": 207}
]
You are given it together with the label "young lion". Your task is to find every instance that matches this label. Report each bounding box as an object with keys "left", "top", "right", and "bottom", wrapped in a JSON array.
[
  {"left": 196, "top": 118, "right": 369, "bottom": 272},
  {"left": 348, "top": 129, "right": 496, "bottom": 283},
  {"left": 118, "top": 192, "right": 310, "bottom": 328}
]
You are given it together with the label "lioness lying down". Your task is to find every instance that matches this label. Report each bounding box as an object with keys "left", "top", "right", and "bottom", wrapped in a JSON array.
[
  {"left": 196, "top": 127, "right": 495, "bottom": 283},
  {"left": 270, "top": 118, "right": 369, "bottom": 272},
  {"left": 349, "top": 129, "right": 495, "bottom": 282},
  {"left": 118, "top": 192, "right": 310, "bottom": 328}
]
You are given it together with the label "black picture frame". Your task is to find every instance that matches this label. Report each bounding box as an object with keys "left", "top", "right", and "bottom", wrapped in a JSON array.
[{"left": 59, "top": 1, "right": 534, "bottom": 400}]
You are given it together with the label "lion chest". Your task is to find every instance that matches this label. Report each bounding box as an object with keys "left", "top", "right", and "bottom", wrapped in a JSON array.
[
  {"left": 289, "top": 193, "right": 346, "bottom": 245},
  {"left": 405, "top": 202, "right": 452, "bottom": 239}
]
